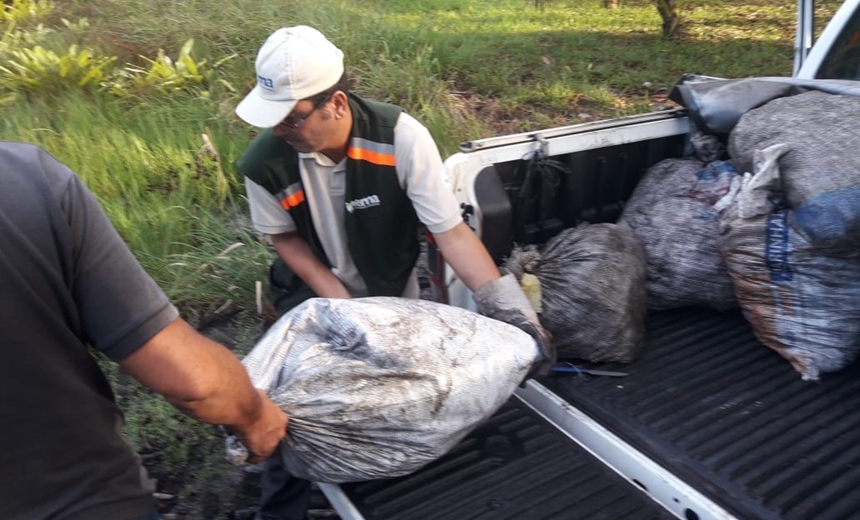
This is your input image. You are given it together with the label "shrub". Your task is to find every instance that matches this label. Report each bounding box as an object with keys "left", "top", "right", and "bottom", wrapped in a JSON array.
[
  {"left": 0, "top": 43, "right": 115, "bottom": 93},
  {"left": 103, "top": 38, "right": 236, "bottom": 99}
]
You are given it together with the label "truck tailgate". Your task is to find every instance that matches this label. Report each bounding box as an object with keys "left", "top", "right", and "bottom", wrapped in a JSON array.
[{"left": 539, "top": 306, "right": 860, "bottom": 520}]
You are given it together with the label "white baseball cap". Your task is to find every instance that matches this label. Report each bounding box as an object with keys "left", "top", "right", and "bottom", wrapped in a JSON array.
[{"left": 235, "top": 26, "right": 344, "bottom": 128}]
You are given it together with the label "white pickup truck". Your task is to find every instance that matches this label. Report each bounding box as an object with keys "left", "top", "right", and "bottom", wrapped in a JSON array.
[{"left": 320, "top": 2, "right": 860, "bottom": 519}]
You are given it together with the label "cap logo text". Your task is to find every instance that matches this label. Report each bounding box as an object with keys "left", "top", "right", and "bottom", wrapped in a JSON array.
[{"left": 258, "top": 76, "right": 275, "bottom": 90}]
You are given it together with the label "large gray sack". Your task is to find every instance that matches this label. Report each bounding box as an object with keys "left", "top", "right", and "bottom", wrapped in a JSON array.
[
  {"left": 620, "top": 158, "right": 739, "bottom": 311},
  {"left": 717, "top": 144, "right": 860, "bottom": 381},
  {"left": 504, "top": 222, "right": 647, "bottom": 363},
  {"left": 227, "top": 297, "right": 539, "bottom": 482},
  {"left": 728, "top": 90, "right": 860, "bottom": 255}
]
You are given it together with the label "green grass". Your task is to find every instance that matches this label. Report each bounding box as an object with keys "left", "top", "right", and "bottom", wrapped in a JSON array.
[
  {"left": 5, "top": 0, "right": 841, "bottom": 141},
  {"left": 2, "top": 85, "right": 269, "bottom": 308},
  {"left": 6, "top": 0, "right": 844, "bottom": 153},
  {"left": 23, "top": 0, "right": 844, "bottom": 140}
]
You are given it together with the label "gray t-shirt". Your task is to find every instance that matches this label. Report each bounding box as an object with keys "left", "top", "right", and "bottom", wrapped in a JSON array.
[{"left": 0, "top": 142, "right": 179, "bottom": 519}]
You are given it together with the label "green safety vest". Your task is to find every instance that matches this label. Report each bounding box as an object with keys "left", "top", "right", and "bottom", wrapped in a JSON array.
[{"left": 237, "top": 94, "right": 420, "bottom": 307}]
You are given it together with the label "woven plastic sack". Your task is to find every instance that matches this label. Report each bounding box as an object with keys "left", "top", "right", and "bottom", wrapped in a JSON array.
[
  {"left": 620, "top": 158, "right": 739, "bottom": 311},
  {"left": 717, "top": 144, "right": 860, "bottom": 381},
  {"left": 728, "top": 90, "right": 860, "bottom": 255},
  {"left": 226, "top": 297, "right": 539, "bottom": 482},
  {"left": 503, "top": 222, "right": 647, "bottom": 363}
]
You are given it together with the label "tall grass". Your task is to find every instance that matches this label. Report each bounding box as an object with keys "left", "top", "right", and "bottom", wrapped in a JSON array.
[
  {"left": 1, "top": 0, "right": 843, "bottom": 311},
  {"left": 1, "top": 0, "right": 844, "bottom": 315},
  {"left": 3, "top": 88, "right": 267, "bottom": 310}
]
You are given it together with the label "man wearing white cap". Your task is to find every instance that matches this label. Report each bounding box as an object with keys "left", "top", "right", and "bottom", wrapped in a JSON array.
[{"left": 235, "top": 25, "right": 552, "bottom": 520}]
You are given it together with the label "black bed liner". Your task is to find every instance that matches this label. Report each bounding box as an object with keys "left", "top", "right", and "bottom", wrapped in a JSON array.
[
  {"left": 338, "top": 397, "right": 674, "bottom": 520},
  {"left": 539, "top": 306, "right": 860, "bottom": 520}
]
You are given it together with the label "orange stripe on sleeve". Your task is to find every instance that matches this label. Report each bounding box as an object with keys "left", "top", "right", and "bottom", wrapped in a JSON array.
[
  {"left": 348, "top": 147, "right": 396, "bottom": 166},
  {"left": 280, "top": 190, "right": 305, "bottom": 210}
]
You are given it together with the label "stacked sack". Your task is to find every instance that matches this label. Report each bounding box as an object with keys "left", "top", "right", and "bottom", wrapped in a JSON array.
[
  {"left": 503, "top": 221, "right": 647, "bottom": 363},
  {"left": 619, "top": 158, "right": 740, "bottom": 311},
  {"left": 728, "top": 90, "right": 860, "bottom": 255},
  {"left": 717, "top": 91, "right": 860, "bottom": 381}
]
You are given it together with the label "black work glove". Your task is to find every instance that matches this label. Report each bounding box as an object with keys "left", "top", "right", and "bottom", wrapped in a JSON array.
[{"left": 473, "top": 274, "right": 556, "bottom": 384}]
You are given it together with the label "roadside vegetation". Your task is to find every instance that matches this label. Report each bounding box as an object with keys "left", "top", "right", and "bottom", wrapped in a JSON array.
[{"left": 0, "top": 0, "right": 842, "bottom": 516}]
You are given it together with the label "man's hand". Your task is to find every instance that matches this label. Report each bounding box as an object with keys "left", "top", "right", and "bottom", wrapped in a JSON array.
[
  {"left": 235, "top": 389, "right": 289, "bottom": 464},
  {"left": 473, "top": 274, "right": 556, "bottom": 381},
  {"left": 120, "top": 319, "right": 289, "bottom": 463}
]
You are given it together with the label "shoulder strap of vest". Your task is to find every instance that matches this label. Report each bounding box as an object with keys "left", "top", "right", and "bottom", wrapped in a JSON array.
[
  {"left": 236, "top": 129, "right": 300, "bottom": 193},
  {"left": 348, "top": 94, "right": 402, "bottom": 137}
]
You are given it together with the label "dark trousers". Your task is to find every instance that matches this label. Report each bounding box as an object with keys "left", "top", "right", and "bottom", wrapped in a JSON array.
[
  {"left": 257, "top": 448, "right": 312, "bottom": 520},
  {"left": 269, "top": 259, "right": 316, "bottom": 317},
  {"left": 260, "top": 261, "right": 314, "bottom": 520},
  {"left": 137, "top": 507, "right": 160, "bottom": 520}
]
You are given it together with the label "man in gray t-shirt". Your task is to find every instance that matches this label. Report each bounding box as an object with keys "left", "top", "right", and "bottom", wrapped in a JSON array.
[{"left": 0, "top": 142, "right": 288, "bottom": 520}]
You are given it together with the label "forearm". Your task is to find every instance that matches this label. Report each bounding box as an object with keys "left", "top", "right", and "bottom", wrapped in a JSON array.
[
  {"left": 164, "top": 348, "right": 261, "bottom": 427},
  {"left": 432, "top": 222, "right": 501, "bottom": 291},
  {"left": 120, "top": 319, "right": 265, "bottom": 429},
  {"left": 270, "top": 231, "right": 351, "bottom": 298}
]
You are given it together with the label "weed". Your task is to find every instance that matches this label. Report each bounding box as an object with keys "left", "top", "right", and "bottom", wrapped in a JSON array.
[
  {"left": 1, "top": 0, "right": 54, "bottom": 24},
  {"left": 0, "top": 43, "right": 115, "bottom": 93},
  {"left": 103, "top": 39, "right": 237, "bottom": 99}
]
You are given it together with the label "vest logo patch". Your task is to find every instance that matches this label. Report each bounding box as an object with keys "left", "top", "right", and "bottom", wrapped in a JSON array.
[{"left": 345, "top": 195, "right": 381, "bottom": 213}]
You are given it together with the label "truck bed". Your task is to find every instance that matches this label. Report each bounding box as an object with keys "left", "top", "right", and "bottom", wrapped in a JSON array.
[
  {"left": 324, "top": 109, "right": 860, "bottom": 520},
  {"left": 330, "top": 393, "right": 675, "bottom": 520},
  {"left": 325, "top": 308, "right": 860, "bottom": 520},
  {"left": 541, "top": 306, "right": 860, "bottom": 520}
]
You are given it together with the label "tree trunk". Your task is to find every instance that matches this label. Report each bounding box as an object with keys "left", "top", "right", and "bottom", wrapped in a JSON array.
[
  {"left": 603, "top": 0, "right": 619, "bottom": 9},
  {"left": 654, "top": 0, "right": 681, "bottom": 38}
]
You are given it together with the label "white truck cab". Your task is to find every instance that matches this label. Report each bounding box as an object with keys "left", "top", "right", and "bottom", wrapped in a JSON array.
[{"left": 796, "top": 0, "right": 860, "bottom": 79}]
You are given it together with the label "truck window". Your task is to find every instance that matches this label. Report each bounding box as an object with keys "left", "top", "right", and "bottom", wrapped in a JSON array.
[{"left": 817, "top": 4, "right": 860, "bottom": 78}]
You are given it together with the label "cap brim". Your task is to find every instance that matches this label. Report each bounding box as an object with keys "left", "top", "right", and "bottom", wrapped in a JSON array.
[{"left": 235, "top": 85, "right": 298, "bottom": 128}]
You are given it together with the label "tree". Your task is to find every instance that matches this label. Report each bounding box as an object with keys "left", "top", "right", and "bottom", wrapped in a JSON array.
[
  {"left": 547, "top": 0, "right": 681, "bottom": 37},
  {"left": 654, "top": 0, "right": 682, "bottom": 38}
]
